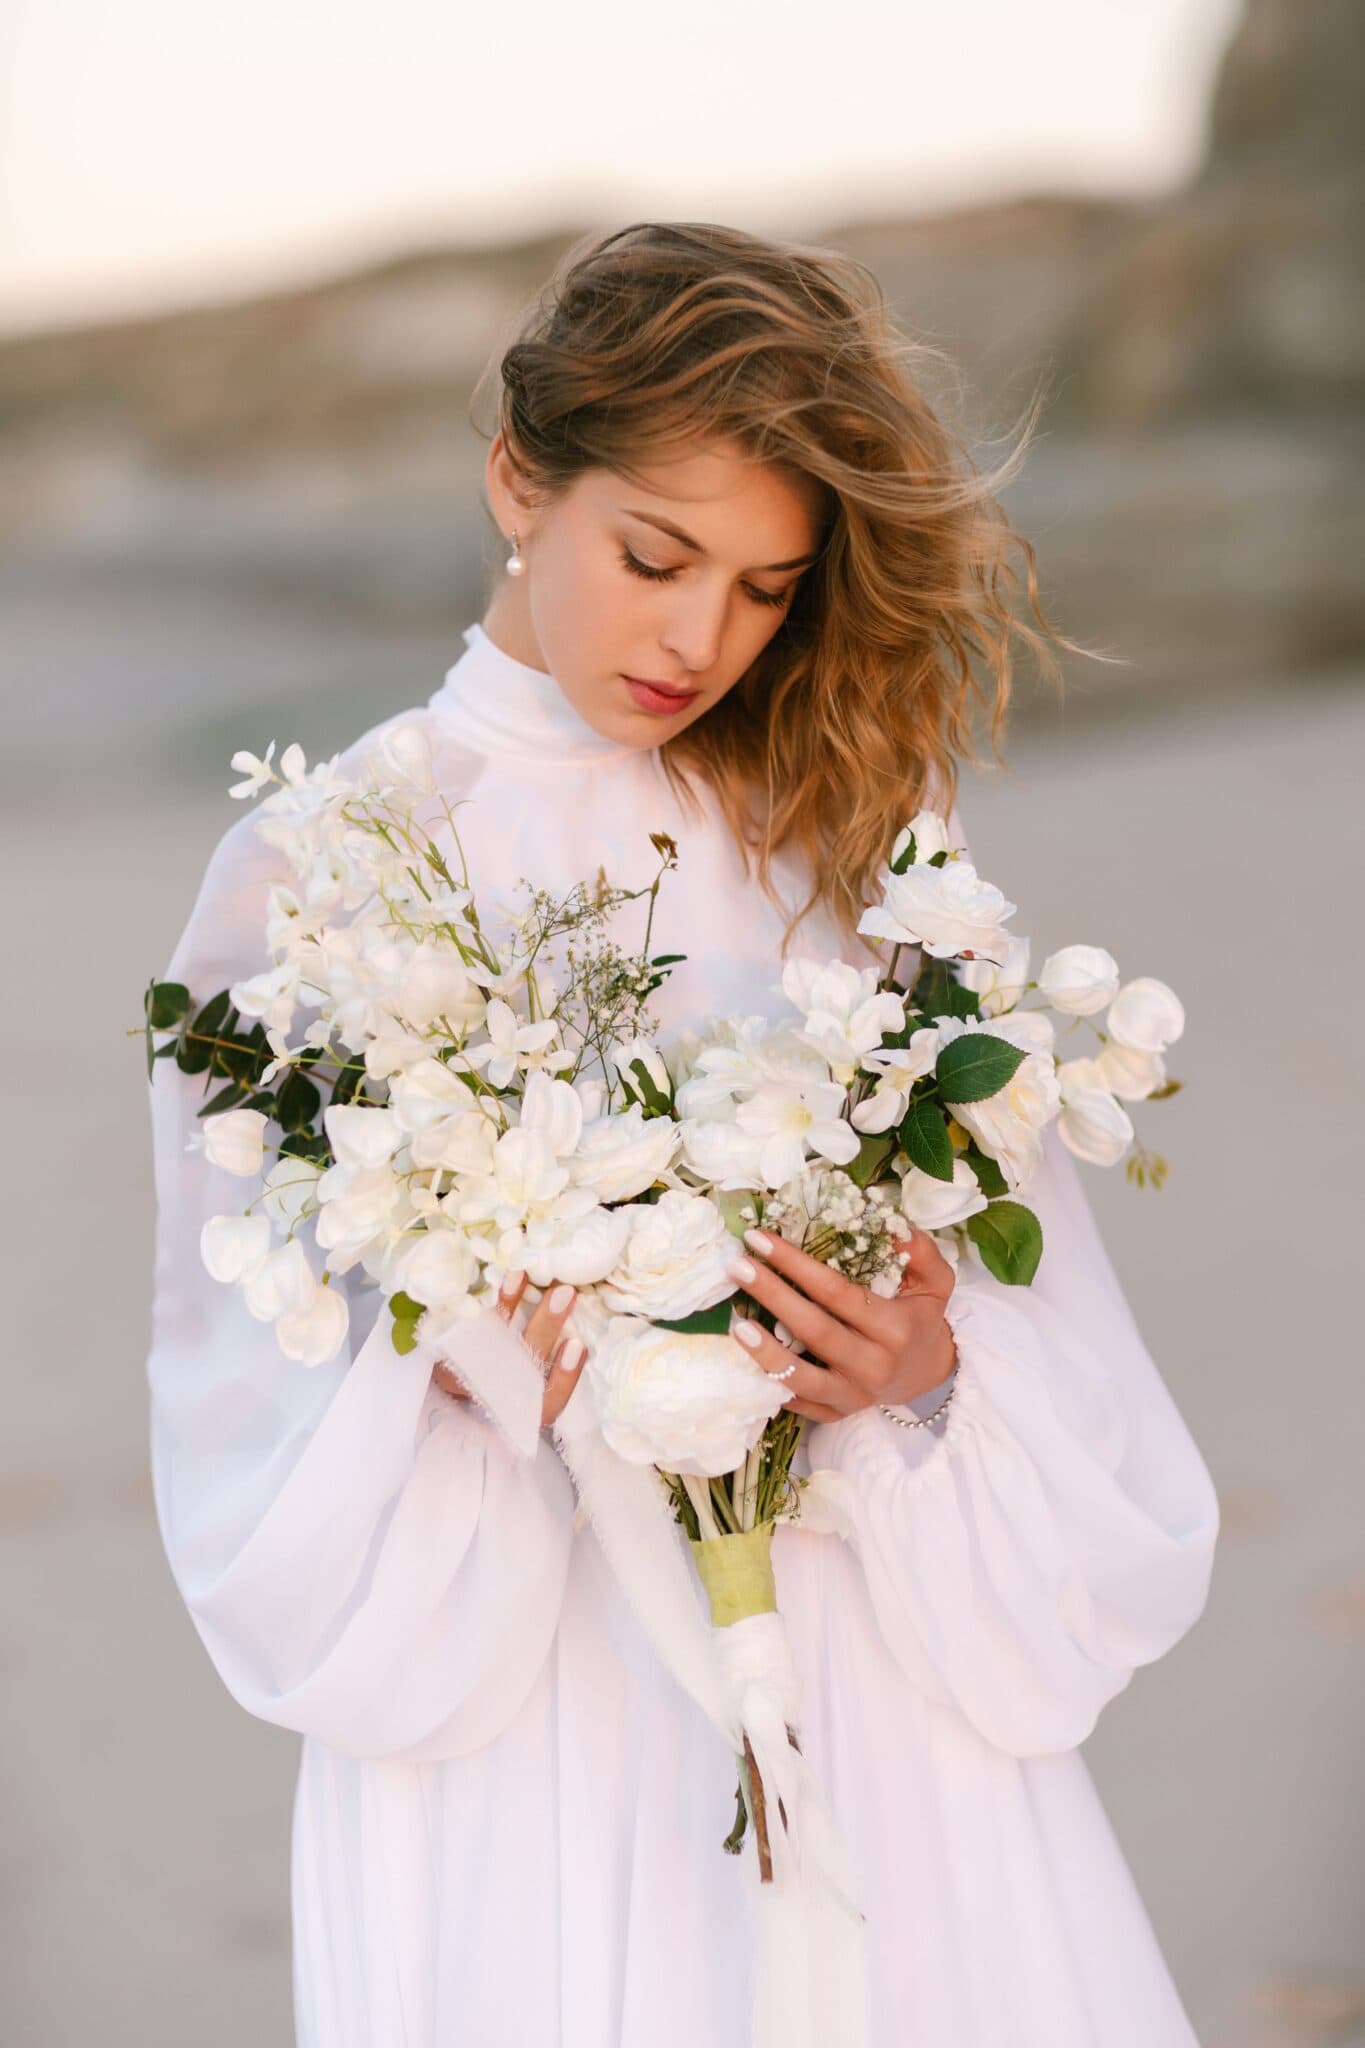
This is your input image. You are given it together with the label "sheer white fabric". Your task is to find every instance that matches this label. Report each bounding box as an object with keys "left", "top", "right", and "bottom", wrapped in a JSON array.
[{"left": 146, "top": 622, "right": 1219, "bottom": 2044}]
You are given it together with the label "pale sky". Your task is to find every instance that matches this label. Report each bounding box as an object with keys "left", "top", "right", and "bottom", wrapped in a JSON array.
[{"left": 0, "top": 0, "right": 1243, "bottom": 337}]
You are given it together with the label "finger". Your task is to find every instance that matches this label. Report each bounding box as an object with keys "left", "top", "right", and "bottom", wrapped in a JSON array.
[
  {"left": 495, "top": 1267, "right": 528, "bottom": 1320},
  {"left": 541, "top": 1334, "right": 587, "bottom": 1426},
  {"left": 892, "top": 1230, "right": 956, "bottom": 1300},
  {"left": 741, "top": 1227, "right": 887, "bottom": 1338},
  {"left": 730, "top": 1314, "right": 858, "bottom": 1417},
  {"left": 729, "top": 1250, "right": 881, "bottom": 1382},
  {"left": 432, "top": 1360, "right": 472, "bottom": 1401},
  {"left": 523, "top": 1280, "right": 578, "bottom": 1364}
]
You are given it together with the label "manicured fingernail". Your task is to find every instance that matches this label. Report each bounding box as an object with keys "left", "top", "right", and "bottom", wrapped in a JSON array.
[
  {"left": 732, "top": 1318, "right": 763, "bottom": 1349},
  {"left": 560, "top": 1337, "right": 585, "bottom": 1372},
  {"left": 504, "top": 1268, "right": 526, "bottom": 1291},
  {"left": 729, "top": 1257, "right": 757, "bottom": 1283},
  {"left": 547, "top": 1283, "right": 575, "bottom": 1314},
  {"left": 744, "top": 1229, "right": 773, "bottom": 1254}
]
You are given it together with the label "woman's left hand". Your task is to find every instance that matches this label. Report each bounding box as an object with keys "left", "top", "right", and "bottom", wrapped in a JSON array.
[{"left": 727, "top": 1226, "right": 958, "bottom": 1424}]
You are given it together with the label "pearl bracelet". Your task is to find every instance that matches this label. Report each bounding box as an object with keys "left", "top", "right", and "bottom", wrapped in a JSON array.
[{"left": 878, "top": 1371, "right": 958, "bottom": 1430}]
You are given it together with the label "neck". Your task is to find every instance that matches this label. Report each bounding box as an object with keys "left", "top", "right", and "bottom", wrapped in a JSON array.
[{"left": 480, "top": 573, "right": 547, "bottom": 673}]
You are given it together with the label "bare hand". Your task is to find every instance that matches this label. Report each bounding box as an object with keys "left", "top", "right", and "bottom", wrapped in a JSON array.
[
  {"left": 726, "top": 1227, "right": 957, "bottom": 1423},
  {"left": 431, "top": 1269, "right": 585, "bottom": 1428}
]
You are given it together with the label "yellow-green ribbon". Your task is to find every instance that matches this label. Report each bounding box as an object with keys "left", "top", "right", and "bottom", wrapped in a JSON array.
[{"left": 689, "top": 1522, "right": 778, "bottom": 1628}]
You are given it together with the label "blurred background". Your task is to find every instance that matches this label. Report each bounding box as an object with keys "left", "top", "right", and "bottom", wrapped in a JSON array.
[{"left": 3, "top": 0, "right": 1361, "bottom": 2041}]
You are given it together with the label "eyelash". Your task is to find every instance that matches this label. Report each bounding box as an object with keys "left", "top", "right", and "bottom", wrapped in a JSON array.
[{"left": 618, "top": 545, "right": 792, "bottom": 611}]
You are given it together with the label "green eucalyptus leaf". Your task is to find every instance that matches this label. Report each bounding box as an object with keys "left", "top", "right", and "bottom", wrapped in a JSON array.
[
  {"left": 200, "top": 1080, "right": 249, "bottom": 1117},
  {"left": 966, "top": 1200, "right": 1043, "bottom": 1286},
  {"left": 145, "top": 980, "right": 190, "bottom": 1030},
  {"left": 935, "top": 1032, "right": 1026, "bottom": 1104},
  {"left": 275, "top": 1067, "right": 322, "bottom": 1133}
]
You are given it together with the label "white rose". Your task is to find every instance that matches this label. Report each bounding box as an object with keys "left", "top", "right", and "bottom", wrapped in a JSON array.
[
  {"left": 858, "top": 858, "right": 1016, "bottom": 963},
  {"left": 1057, "top": 1088, "right": 1134, "bottom": 1167},
  {"left": 958, "top": 935, "right": 1031, "bottom": 1017},
  {"left": 599, "top": 1190, "right": 738, "bottom": 1319},
  {"left": 569, "top": 1106, "right": 682, "bottom": 1203},
  {"left": 899, "top": 1159, "right": 987, "bottom": 1230},
  {"left": 890, "top": 810, "right": 953, "bottom": 866},
  {"left": 609, "top": 1037, "right": 673, "bottom": 1108},
  {"left": 936, "top": 1014, "right": 1061, "bottom": 1191},
  {"left": 588, "top": 1316, "right": 789, "bottom": 1477},
  {"left": 1095, "top": 1038, "right": 1166, "bottom": 1102},
  {"left": 275, "top": 1280, "right": 350, "bottom": 1366},
  {"left": 202, "top": 1107, "right": 268, "bottom": 1177},
  {"left": 677, "top": 1115, "right": 767, "bottom": 1190},
  {"left": 516, "top": 1199, "right": 633, "bottom": 1288},
  {"left": 200, "top": 1213, "right": 271, "bottom": 1283},
  {"left": 1106, "top": 978, "right": 1185, "bottom": 1053},
  {"left": 1038, "top": 944, "right": 1120, "bottom": 1016}
]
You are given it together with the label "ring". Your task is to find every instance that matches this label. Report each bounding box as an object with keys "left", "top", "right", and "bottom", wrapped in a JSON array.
[{"left": 772, "top": 1360, "right": 798, "bottom": 1381}]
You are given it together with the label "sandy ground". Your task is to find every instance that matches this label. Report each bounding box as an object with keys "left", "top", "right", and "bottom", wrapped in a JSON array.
[{"left": 3, "top": 674, "right": 1362, "bottom": 2046}]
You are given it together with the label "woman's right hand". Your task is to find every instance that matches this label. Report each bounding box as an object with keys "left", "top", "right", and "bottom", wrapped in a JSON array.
[{"left": 431, "top": 1269, "right": 586, "bottom": 1428}]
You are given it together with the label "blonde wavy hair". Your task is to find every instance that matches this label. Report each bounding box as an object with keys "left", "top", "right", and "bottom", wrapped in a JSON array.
[{"left": 474, "top": 220, "right": 1078, "bottom": 949}]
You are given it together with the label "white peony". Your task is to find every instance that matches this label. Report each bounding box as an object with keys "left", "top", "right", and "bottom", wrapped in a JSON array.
[
  {"left": 676, "top": 1115, "right": 767, "bottom": 1191},
  {"left": 393, "top": 1224, "right": 481, "bottom": 1313},
  {"left": 201, "top": 1107, "right": 268, "bottom": 1177},
  {"left": 858, "top": 858, "right": 1017, "bottom": 964},
  {"left": 200, "top": 1212, "right": 271, "bottom": 1283},
  {"left": 1038, "top": 945, "right": 1120, "bottom": 1017},
  {"left": 275, "top": 1280, "right": 350, "bottom": 1366},
  {"left": 935, "top": 1014, "right": 1061, "bottom": 1191},
  {"left": 899, "top": 1159, "right": 988, "bottom": 1230},
  {"left": 1106, "top": 978, "right": 1185, "bottom": 1053},
  {"left": 569, "top": 1105, "right": 682, "bottom": 1203},
  {"left": 514, "top": 1198, "right": 633, "bottom": 1289},
  {"left": 599, "top": 1189, "right": 738, "bottom": 1319},
  {"left": 587, "top": 1315, "right": 789, "bottom": 1476}
]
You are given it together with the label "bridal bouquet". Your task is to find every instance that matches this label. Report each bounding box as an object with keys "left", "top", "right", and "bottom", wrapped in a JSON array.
[{"left": 143, "top": 720, "right": 1185, "bottom": 1972}]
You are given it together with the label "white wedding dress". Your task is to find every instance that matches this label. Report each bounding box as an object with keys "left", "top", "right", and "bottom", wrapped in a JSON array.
[{"left": 146, "top": 621, "right": 1220, "bottom": 2045}]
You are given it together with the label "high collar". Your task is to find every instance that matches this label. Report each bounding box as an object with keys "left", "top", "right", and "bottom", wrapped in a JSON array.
[{"left": 426, "top": 623, "right": 640, "bottom": 766}]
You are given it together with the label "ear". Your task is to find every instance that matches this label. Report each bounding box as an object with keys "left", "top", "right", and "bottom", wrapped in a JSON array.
[{"left": 485, "top": 431, "right": 542, "bottom": 541}]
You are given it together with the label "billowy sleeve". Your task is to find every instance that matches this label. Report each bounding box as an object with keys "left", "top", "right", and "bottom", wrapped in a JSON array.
[
  {"left": 808, "top": 792, "right": 1219, "bottom": 1756},
  {"left": 146, "top": 807, "right": 577, "bottom": 1763}
]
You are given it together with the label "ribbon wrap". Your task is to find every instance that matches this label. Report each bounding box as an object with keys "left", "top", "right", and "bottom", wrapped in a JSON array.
[{"left": 553, "top": 1378, "right": 872, "bottom": 2048}]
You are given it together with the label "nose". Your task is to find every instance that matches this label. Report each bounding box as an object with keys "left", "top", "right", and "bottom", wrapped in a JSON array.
[{"left": 658, "top": 585, "right": 730, "bottom": 678}]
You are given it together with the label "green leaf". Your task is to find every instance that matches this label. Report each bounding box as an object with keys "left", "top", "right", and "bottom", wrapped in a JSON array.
[
  {"left": 275, "top": 1066, "right": 322, "bottom": 1133},
  {"left": 217, "top": 1020, "right": 270, "bottom": 1085},
  {"left": 963, "top": 1143, "right": 1008, "bottom": 1199},
  {"left": 910, "top": 956, "right": 980, "bottom": 1022},
  {"left": 935, "top": 1032, "right": 1026, "bottom": 1103},
  {"left": 889, "top": 831, "right": 916, "bottom": 875},
  {"left": 847, "top": 1131, "right": 896, "bottom": 1189},
  {"left": 279, "top": 1128, "right": 329, "bottom": 1164},
  {"left": 200, "top": 1080, "right": 248, "bottom": 1117},
  {"left": 650, "top": 953, "right": 687, "bottom": 967},
  {"left": 145, "top": 980, "right": 190, "bottom": 1030},
  {"left": 898, "top": 1098, "right": 954, "bottom": 1181},
  {"left": 653, "top": 1299, "right": 736, "bottom": 1335},
  {"left": 175, "top": 989, "right": 233, "bottom": 1074},
  {"left": 966, "top": 1200, "right": 1043, "bottom": 1286},
  {"left": 389, "top": 1290, "right": 425, "bottom": 1356}
]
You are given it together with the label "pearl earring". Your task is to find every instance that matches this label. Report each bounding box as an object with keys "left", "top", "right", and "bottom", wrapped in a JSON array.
[{"left": 506, "top": 528, "right": 525, "bottom": 578}]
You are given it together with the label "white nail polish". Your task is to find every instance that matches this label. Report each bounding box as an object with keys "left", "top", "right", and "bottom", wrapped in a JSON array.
[
  {"left": 729, "top": 1257, "right": 757, "bottom": 1283},
  {"left": 560, "top": 1337, "right": 585, "bottom": 1372},
  {"left": 547, "top": 1282, "right": 575, "bottom": 1314},
  {"left": 732, "top": 1319, "right": 762, "bottom": 1349},
  {"left": 744, "top": 1228, "right": 773, "bottom": 1254},
  {"left": 504, "top": 1268, "right": 526, "bottom": 1291}
]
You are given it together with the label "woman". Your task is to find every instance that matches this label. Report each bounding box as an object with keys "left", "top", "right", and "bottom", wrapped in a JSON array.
[{"left": 147, "top": 222, "right": 1220, "bottom": 2045}]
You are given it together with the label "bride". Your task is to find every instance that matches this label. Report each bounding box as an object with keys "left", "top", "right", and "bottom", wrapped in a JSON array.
[{"left": 146, "top": 220, "right": 1219, "bottom": 2045}]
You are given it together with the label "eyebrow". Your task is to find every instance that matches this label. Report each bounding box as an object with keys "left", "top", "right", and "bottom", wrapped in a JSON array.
[{"left": 621, "top": 508, "right": 821, "bottom": 574}]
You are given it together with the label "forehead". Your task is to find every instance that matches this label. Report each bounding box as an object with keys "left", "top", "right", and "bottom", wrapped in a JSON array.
[{"left": 582, "top": 438, "right": 824, "bottom": 547}]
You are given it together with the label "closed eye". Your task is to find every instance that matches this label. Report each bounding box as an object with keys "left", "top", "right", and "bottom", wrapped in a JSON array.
[{"left": 618, "top": 545, "right": 792, "bottom": 611}]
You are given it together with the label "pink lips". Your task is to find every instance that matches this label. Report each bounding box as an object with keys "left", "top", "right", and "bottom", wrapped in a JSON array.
[{"left": 622, "top": 673, "right": 701, "bottom": 716}]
